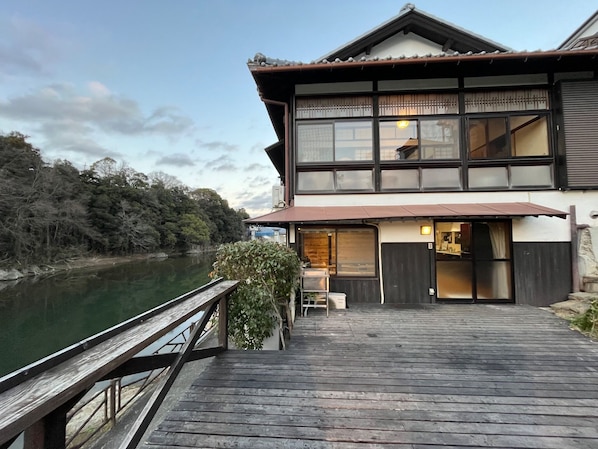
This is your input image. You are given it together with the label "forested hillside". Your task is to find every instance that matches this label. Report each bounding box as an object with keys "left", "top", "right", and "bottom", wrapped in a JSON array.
[{"left": 0, "top": 132, "right": 249, "bottom": 267}]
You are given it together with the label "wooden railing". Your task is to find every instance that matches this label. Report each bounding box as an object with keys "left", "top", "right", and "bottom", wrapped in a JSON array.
[{"left": 0, "top": 278, "right": 239, "bottom": 449}]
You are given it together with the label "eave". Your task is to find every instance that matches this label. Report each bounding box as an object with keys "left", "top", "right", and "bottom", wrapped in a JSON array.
[{"left": 249, "top": 48, "right": 598, "bottom": 139}]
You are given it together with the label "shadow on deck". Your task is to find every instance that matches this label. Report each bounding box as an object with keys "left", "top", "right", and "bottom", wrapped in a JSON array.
[{"left": 145, "top": 304, "right": 598, "bottom": 449}]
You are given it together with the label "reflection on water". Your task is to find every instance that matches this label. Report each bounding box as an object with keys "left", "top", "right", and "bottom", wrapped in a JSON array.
[{"left": 0, "top": 254, "right": 215, "bottom": 377}]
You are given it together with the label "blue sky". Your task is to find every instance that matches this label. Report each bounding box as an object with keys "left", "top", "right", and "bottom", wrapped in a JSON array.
[{"left": 0, "top": 1, "right": 595, "bottom": 216}]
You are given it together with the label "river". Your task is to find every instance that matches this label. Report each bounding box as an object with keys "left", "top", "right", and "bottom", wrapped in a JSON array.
[{"left": 0, "top": 254, "right": 215, "bottom": 377}]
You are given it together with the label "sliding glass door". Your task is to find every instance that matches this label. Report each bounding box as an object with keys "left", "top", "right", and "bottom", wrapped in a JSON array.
[{"left": 435, "top": 221, "right": 513, "bottom": 302}]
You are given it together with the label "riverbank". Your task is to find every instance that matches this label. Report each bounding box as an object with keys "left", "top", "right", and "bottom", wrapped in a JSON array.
[{"left": 0, "top": 252, "right": 186, "bottom": 282}]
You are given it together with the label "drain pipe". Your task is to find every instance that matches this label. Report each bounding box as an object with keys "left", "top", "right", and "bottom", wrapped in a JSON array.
[{"left": 260, "top": 96, "right": 290, "bottom": 207}]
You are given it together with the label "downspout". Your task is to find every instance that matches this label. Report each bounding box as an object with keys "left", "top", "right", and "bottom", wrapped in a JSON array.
[{"left": 260, "top": 96, "right": 290, "bottom": 207}]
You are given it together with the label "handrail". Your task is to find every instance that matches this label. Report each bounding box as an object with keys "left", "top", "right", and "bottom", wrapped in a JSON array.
[
  {"left": 0, "top": 277, "right": 228, "bottom": 394},
  {"left": 0, "top": 278, "right": 239, "bottom": 449}
]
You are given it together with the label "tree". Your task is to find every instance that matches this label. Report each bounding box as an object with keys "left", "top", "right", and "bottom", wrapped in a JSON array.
[
  {"left": 0, "top": 131, "right": 251, "bottom": 265},
  {"left": 191, "top": 188, "right": 247, "bottom": 244},
  {"left": 0, "top": 133, "right": 47, "bottom": 263},
  {"left": 179, "top": 213, "right": 210, "bottom": 248}
]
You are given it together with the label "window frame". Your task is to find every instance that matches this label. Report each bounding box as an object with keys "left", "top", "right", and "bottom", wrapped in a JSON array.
[
  {"left": 293, "top": 88, "right": 556, "bottom": 195},
  {"left": 296, "top": 119, "right": 374, "bottom": 165},
  {"left": 297, "top": 226, "right": 378, "bottom": 278}
]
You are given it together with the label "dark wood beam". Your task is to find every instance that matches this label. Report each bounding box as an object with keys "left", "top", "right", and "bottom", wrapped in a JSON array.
[{"left": 98, "top": 346, "right": 226, "bottom": 381}]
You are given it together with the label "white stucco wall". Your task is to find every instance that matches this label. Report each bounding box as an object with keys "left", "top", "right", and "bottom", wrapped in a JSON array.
[
  {"left": 294, "top": 190, "right": 598, "bottom": 243},
  {"left": 378, "top": 220, "right": 433, "bottom": 243},
  {"left": 355, "top": 32, "right": 446, "bottom": 59}
]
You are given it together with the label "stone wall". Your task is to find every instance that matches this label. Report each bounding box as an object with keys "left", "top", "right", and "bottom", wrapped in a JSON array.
[{"left": 579, "top": 227, "right": 598, "bottom": 292}]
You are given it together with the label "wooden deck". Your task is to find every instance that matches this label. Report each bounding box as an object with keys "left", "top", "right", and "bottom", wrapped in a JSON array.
[{"left": 145, "top": 304, "right": 598, "bottom": 448}]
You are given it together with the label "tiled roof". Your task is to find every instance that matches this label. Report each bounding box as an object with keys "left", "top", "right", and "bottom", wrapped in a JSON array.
[
  {"left": 318, "top": 3, "right": 512, "bottom": 61},
  {"left": 248, "top": 45, "right": 598, "bottom": 70}
]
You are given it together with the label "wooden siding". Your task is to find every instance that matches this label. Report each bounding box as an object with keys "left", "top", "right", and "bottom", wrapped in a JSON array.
[
  {"left": 330, "top": 278, "right": 380, "bottom": 304},
  {"left": 561, "top": 80, "right": 598, "bottom": 189},
  {"left": 147, "top": 305, "right": 598, "bottom": 448},
  {"left": 382, "top": 242, "right": 433, "bottom": 304},
  {"left": 513, "top": 242, "right": 572, "bottom": 306}
]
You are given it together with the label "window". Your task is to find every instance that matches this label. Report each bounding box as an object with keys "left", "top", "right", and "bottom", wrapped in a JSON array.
[
  {"left": 294, "top": 88, "right": 554, "bottom": 194},
  {"left": 422, "top": 168, "right": 462, "bottom": 189},
  {"left": 379, "top": 93, "right": 458, "bottom": 116},
  {"left": 297, "top": 121, "right": 373, "bottom": 163},
  {"left": 297, "top": 169, "right": 374, "bottom": 192},
  {"left": 297, "top": 171, "right": 334, "bottom": 191},
  {"left": 298, "top": 227, "right": 376, "bottom": 277},
  {"left": 379, "top": 119, "right": 460, "bottom": 161},
  {"left": 296, "top": 96, "right": 372, "bottom": 118},
  {"left": 464, "top": 90, "right": 549, "bottom": 113},
  {"left": 336, "top": 170, "right": 373, "bottom": 190},
  {"left": 468, "top": 115, "right": 549, "bottom": 159},
  {"left": 468, "top": 165, "right": 552, "bottom": 189},
  {"left": 381, "top": 169, "right": 420, "bottom": 190}
]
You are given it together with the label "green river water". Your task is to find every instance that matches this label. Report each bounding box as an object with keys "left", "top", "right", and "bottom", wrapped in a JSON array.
[{"left": 0, "top": 254, "right": 214, "bottom": 377}]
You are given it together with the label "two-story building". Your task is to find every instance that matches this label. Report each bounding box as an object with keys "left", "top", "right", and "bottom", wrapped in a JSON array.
[{"left": 246, "top": 4, "right": 598, "bottom": 307}]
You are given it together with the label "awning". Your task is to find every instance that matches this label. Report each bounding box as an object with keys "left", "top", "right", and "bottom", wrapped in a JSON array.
[{"left": 246, "top": 202, "right": 568, "bottom": 225}]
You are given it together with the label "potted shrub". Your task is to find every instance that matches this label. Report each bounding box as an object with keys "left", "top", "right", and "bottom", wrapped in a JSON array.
[{"left": 212, "top": 240, "right": 301, "bottom": 349}]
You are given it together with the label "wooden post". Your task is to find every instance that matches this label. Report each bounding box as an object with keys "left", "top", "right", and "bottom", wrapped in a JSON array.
[
  {"left": 218, "top": 295, "right": 229, "bottom": 350},
  {"left": 109, "top": 379, "right": 117, "bottom": 426},
  {"left": 571, "top": 205, "right": 580, "bottom": 292},
  {"left": 23, "top": 400, "right": 70, "bottom": 449},
  {"left": 119, "top": 301, "right": 220, "bottom": 449}
]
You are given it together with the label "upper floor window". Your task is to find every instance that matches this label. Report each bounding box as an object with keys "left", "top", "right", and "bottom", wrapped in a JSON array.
[
  {"left": 297, "top": 121, "right": 373, "bottom": 163},
  {"left": 380, "top": 118, "right": 460, "bottom": 161},
  {"left": 468, "top": 115, "right": 550, "bottom": 159},
  {"left": 464, "top": 89, "right": 550, "bottom": 113},
  {"left": 379, "top": 93, "right": 458, "bottom": 116},
  {"left": 294, "top": 88, "right": 554, "bottom": 194},
  {"left": 296, "top": 96, "right": 372, "bottom": 118}
]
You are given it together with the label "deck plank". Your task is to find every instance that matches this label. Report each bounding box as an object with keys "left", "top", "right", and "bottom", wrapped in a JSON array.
[{"left": 145, "top": 304, "right": 598, "bottom": 448}]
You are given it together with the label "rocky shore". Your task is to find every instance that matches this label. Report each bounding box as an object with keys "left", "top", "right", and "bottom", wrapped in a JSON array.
[{"left": 0, "top": 253, "right": 170, "bottom": 282}]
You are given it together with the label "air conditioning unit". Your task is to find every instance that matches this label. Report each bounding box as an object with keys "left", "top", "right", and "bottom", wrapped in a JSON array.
[{"left": 272, "top": 185, "right": 285, "bottom": 209}]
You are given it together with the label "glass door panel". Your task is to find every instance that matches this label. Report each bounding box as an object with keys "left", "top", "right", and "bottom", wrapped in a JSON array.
[
  {"left": 476, "top": 261, "right": 513, "bottom": 300},
  {"left": 437, "top": 260, "right": 473, "bottom": 299},
  {"left": 435, "top": 221, "right": 472, "bottom": 299},
  {"left": 435, "top": 220, "right": 512, "bottom": 302}
]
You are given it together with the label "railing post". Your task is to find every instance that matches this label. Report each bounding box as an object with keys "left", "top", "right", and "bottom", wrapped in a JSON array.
[
  {"left": 218, "top": 295, "right": 229, "bottom": 350},
  {"left": 24, "top": 400, "right": 70, "bottom": 449},
  {"left": 110, "top": 379, "right": 117, "bottom": 426}
]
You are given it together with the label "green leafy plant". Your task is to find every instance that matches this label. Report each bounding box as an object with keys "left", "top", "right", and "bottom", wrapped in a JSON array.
[
  {"left": 212, "top": 240, "right": 301, "bottom": 349},
  {"left": 571, "top": 299, "right": 598, "bottom": 339}
]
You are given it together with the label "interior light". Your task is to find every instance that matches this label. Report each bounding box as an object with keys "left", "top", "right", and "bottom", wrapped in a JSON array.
[
  {"left": 420, "top": 225, "right": 432, "bottom": 235},
  {"left": 396, "top": 120, "right": 410, "bottom": 129}
]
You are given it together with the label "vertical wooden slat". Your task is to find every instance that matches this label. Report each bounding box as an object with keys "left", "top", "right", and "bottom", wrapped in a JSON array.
[
  {"left": 329, "top": 278, "right": 380, "bottom": 304},
  {"left": 381, "top": 243, "right": 432, "bottom": 304},
  {"left": 218, "top": 296, "right": 228, "bottom": 350},
  {"left": 561, "top": 80, "right": 598, "bottom": 188},
  {"left": 570, "top": 205, "right": 580, "bottom": 293},
  {"left": 513, "top": 241, "right": 571, "bottom": 306}
]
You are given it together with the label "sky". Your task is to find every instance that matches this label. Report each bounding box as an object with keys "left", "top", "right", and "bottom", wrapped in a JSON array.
[{"left": 0, "top": 1, "right": 596, "bottom": 217}]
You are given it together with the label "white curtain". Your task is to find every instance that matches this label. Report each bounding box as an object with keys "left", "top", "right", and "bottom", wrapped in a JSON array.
[{"left": 488, "top": 223, "right": 510, "bottom": 299}]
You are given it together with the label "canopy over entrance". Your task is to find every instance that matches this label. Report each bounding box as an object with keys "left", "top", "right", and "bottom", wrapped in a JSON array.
[{"left": 246, "top": 202, "right": 567, "bottom": 225}]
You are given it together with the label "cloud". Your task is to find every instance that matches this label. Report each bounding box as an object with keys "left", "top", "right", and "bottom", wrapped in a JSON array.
[
  {"left": 242, "top": 175, "right": 271, "bottom": 188},
  {"left": 0, "top": 83, "right": 194, "bottom": 137},
  {"left": 196, "top": 139, "right": 239, "bottom": 153},
  {"left": 0, "top": 82, "right": 195, "bottom": 163},
  {"left": 88, "top": 81, "right": 111, "bottom": 97},
  {"left": 245, "top": 163, "right": 270, "bottom": 172},
  {"left": 36, "top": 119, "right": 122, "bottom": 160},
  {"left": 155, "top": 153, "right": 196, "bottom": 167},
  {"left": 205, "top": 155, "right": 238, "bottom": 172},
  {"left": 235, "top": 191, "right": 272, "bottom": 215},
  {"left": 0, "top": 15, "right": 70, "bottom": 77}
]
